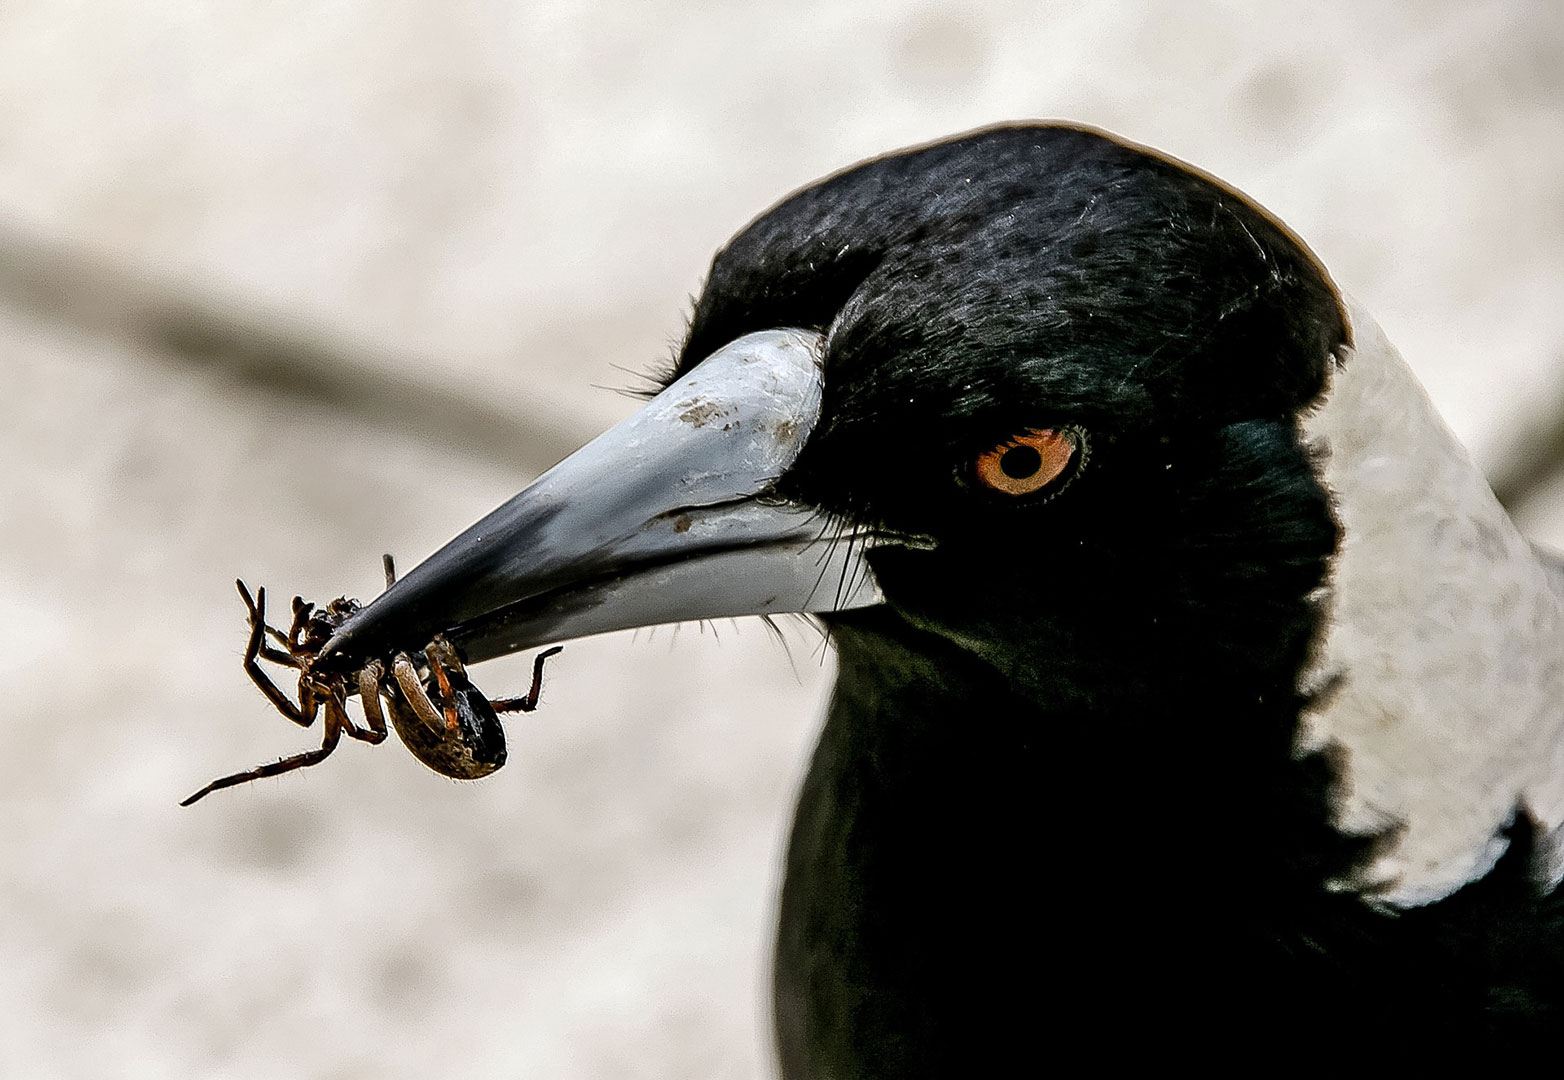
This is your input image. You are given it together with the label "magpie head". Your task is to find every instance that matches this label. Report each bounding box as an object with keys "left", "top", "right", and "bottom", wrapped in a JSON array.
[
  {"left": 322, "top": 124, "right": 1350, "bottom": 687},
  {"left": 686, "top": 126, "right": 1348, "bottom": 667}
]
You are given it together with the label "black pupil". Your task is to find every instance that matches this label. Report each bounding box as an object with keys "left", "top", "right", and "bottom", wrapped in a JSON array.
[{"left": 1000, "top": 444, "right": 1043, "bottom": 479}]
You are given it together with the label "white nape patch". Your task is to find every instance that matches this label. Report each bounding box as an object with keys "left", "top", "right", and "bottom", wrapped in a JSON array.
[{"left": 1296, "top": 299, "right": 1564, "bottom": 907}]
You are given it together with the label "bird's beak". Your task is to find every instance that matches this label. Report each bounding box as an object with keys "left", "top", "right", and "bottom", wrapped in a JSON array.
[{"left": 321, "top": 329, "right": 884, "bottom": 666}]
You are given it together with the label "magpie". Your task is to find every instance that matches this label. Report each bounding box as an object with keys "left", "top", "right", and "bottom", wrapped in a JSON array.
[{"left": 320, "top": 124, "right": 1564, "bottom": 1069}]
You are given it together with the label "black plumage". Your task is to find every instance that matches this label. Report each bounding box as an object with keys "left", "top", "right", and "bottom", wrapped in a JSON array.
[
  {"left": 676, "top": 126, "right": 1564, "bottom": 1068},
  {"left": 327, "top": 123, "right": 1564, "bottom": 1071}
]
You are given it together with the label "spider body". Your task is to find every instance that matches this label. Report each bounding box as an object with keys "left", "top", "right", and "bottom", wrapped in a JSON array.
[
  {"left": 181, "top": 567, "right": 561, "bottom": 805},
  {"left": 378, "top": 638, "right": 510, "bottom": 780}
]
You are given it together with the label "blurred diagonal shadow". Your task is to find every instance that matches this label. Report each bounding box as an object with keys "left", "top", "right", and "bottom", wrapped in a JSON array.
[
  {"left": 0, "top": 221, "right": 588, "bottom": 475},
  {"left": 1490, "top": 399, "right": 1564, "bottom": 514}
]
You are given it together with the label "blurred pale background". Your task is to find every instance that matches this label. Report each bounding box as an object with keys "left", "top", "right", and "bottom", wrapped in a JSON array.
[{"left": 3, "top": 2, "right": 1563, "bottom": 1077}]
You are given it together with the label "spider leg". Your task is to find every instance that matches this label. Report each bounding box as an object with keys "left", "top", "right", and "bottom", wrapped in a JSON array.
[
  {"left": 292, "top": 675, "right": 325, "bottom": 728},
  {"left": 179, "top": 706, "right": 345, "bottom": 806},
  {"left": 257, "top": 641, "right": 298, "bottom": 667},
  {"left": 241, "top": 587, "right": 314, "bottom": 725},
  {"left": 427, "top": 635, "right": 467, "bottom": 678},
  {"left": 236, "top": 579, "right": 303, "bottom": 667},
  {"left": 357, "top": 662, "right": 390, "bottom": 742},
  {"left": 491, "top": 646, "right": 564, "bottom": 714},
  {"left": 392, "top": 653, "right": 448, "bottom": 732},
  {"left": 235, "top": 578, "right": 264, "bottom": 620},
  {"left": 427, "top": 653, "right": 462, "bottom": 733},
  {"left": 327, "top": 680, "right": 385, "bottom": 745},
  {"left": 288, "top": 595, "right": 314, "bottom": 653},
  {"left": 383, "top": 553, "right": 397, "bottom": 589}
]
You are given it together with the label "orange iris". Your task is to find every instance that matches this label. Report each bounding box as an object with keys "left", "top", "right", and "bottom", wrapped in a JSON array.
[{"left": 974, "top": 428, "right": 1079, "bottom": 496}]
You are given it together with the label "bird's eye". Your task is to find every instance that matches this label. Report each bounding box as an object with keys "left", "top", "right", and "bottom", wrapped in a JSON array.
[{"left": 972, "top": 427, "right": 1085, "bottom": 497}]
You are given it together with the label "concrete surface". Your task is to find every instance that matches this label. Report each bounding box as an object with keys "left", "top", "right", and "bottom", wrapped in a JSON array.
[{"left": 2, "top": 2, "right": 1562, "bottom": 1076}]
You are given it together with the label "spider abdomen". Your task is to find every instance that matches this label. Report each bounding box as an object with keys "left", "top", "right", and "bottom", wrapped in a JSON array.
[{"left": 384, "top": 670, "right": 508, "bottom": 780}]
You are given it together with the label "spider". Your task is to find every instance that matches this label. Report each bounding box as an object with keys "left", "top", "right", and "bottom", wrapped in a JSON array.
[{"left": 181, "top": 558, "right": 563, "bottom": 805}]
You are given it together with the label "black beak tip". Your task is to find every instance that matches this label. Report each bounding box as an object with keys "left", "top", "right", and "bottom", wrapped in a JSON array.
[{"left": 315, "top": 611, "right": 389, "bottom": 668}]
